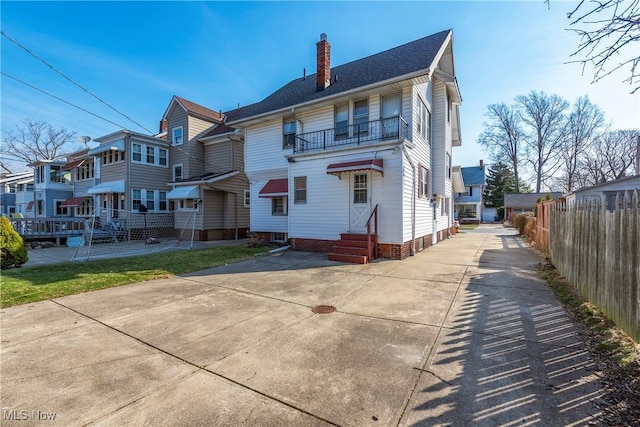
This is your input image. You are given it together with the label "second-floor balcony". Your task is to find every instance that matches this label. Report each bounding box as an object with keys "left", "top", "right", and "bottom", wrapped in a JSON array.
[{"left": 294, "top": 116, "right": 409, "bottom": 154}]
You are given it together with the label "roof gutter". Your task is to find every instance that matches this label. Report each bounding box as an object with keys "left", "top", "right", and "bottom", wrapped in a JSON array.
[
  {"left": 170, "top": 171, "right": 240, "bottom": 186},
  {"left": 227, "top": 69, "right": 431, "bottom": 127}
]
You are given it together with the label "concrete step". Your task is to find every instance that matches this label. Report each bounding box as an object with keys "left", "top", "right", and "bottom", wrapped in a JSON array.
[{"left": 328, "top": 253, "right": 368, "bottom": 264}]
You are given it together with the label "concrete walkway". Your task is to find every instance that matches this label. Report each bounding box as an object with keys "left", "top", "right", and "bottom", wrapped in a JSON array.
[{"left": 1, "top": 225, "right": 603, "bottom": 426}]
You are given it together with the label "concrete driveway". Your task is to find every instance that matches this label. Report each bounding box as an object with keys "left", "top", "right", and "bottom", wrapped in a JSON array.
[{"left": 1, "top": 225, "right": 603, "bottom": 426}]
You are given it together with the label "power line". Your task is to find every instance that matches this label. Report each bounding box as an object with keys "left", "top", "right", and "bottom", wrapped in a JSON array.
[
  {"left": 1, "top": 71, "right": 129, "bottom": 129},
  {"left": 1, "top": 30, "right": 154, "bottom": 134},
  {"left": 3, "top": 70, "right": 238, "bottom": 176}
]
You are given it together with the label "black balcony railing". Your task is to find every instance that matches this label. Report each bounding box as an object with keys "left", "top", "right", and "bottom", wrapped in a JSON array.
[{"left": 294, "top": 116, "right": 408, "bottom": 154}]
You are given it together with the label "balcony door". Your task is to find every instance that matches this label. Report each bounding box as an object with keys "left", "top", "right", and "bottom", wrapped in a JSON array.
[
  {"left": 382, "top": 93, "right": 401, "bottom": 138},
  {"left": 349, "top": 172, "right": 371, "bottom": 233}
]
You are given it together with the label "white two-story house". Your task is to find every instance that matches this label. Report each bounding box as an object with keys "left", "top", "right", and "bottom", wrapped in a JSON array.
[{"left": 228, "top": 30, "right": 464, "bottom": 262}]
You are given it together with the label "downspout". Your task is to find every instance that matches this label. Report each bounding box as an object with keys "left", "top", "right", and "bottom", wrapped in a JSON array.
[{"left": 401, "top": 143, "right": 416, "bottom": 256}]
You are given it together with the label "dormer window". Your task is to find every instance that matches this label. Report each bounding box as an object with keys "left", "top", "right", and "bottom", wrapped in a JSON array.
[{"left": 172, "top": 127, "right": 183, "bottom": 145}]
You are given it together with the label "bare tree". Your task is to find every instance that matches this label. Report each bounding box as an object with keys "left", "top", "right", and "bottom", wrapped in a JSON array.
[
  {"left": 516, "top": 91, "right": 569, "bottom": 192},
  {"left": 566, "top": 0, "right": 640, "bottom": 93},
  {"left": 477, "top": 103, "right": 526, "bottom": 192},
  {"left": 1, "top": 119, "right": 78, "bottom": 167},
  {"left": 579, "top": 129, "right": 639, "bottom": 183},
  {"left": 560, "top": 95, "right": 605, "bottom": 192}
]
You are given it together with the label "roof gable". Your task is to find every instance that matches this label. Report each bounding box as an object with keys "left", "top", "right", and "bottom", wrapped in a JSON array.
[
  {"left": 228, "top": 30, "right": 451, "bottom": 124},
  {"left": 162, "top": 95, "right": 223, "bottom": 123}
]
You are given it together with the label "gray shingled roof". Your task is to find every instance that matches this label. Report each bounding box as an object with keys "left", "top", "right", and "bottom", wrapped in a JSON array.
[
  {"left": 227, "top": 30, "right": 451, "bottom": 123},
  {"left": 461, "top": 166, "right": 485, "bottom": 186}
]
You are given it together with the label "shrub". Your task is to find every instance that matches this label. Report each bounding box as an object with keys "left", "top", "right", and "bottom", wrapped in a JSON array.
[
  {"left": 513, "top": 212, "right": 534, "bottom": 236},
  {"left": 497, "top": 207, "right": 505, "bottom": 221},
  {"left": 1, "top": 216, "right": 28, "bottom": 269}
]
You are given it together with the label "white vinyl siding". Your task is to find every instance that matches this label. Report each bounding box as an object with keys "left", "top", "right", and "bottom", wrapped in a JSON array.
[{"left": 245, "top": 119, "right": 290, "bottom": 175}]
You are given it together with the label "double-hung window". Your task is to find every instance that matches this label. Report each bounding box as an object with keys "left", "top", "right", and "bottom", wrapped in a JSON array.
[
  {"left": 132, "top": 189, "right": 142, "bottom": 210},
  {"left": 172, "top": 127, "right": 183, "bottom": 145},
  {"left": 146, "top": 146, "right": 155, "bottom": 164},
  {"left": 173, "top": 164, "right": 183, "bottom": 182},
  {"left": 354, "top": 99, "right": 369, "bottom": 134},
  {"left": 335, "top": 103, "right": 349, "bottom": 139},
  {"left": 294, "top": 177, "right": 307, "bottom": 203},
  {"left": 418, "top": 165, "right": 430, "bottom": 198},
  {"left": 159, "top": 148, "right": 168, "bottom": 166},
  {"left": 132, "top": 143, "right": 142, "bottom": 162},
  {"left": 382, "top": 93, "right": 401, "bottom": 138}
]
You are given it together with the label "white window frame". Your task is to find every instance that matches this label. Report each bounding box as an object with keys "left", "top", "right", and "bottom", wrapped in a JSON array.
[
  {"left": 159, "top": 148, "right": 168, "bottom": 167},
  {"left": 172, "top": 127, "right": 183, "bottom": 146},
  {"left": 243, "top": 189, "right": 250, "bottom": 208},
  {"left": 146, "top": 190, "right": 155, "bottom": 211},
  {"left": 54, "top": 199, "right": 68, "bottom": 216},
  {"left": 146, "top": 146, "right": 155, "bottom": 164},
  {"left": 158, "top": 191, "right": 167, "bottom": 211},
  {"left": 132, "top": 189, "right": 142, "bottom": 211},
  {"left": 132, "top": 143, "right": 142, "bottom": 162},
  {"left": 354, "top": 99, "right": 369, "bottom": 134},
  {"left": 272, "top": 196, "right": 288, "bottom": 216},
  {"left": 335, "top": 103, "right": 349, "bottom": 139},
  {"left": 283, "top": 120, "right": 296, "bottom": 149},
  {"left": 294, "top": 176, "right": 307, "bottom": 203}
]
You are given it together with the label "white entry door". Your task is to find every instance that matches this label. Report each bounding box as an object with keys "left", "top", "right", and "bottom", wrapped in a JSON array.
[{"left": 349, "top": 172, "right": 371, "bottom": 233}]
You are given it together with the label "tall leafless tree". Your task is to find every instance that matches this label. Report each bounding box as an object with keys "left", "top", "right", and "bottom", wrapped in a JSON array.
[
  {"left": 477, "top": 103, "right": 526, "bottom": 192},
  {"left": 1, "top": 119, "right": 78, "bottom": 168},
  {"left": 565, "top": 0, "right": 640, "bottom": 93},
  {"left": 560, "top": 95, "right": 605, "bottom": 192},
  {"left": 579, "top": 129, "right": 639, "bottom": 183},
  {"left": 516, "top": 91, "right": 569, "bottom": 192}
]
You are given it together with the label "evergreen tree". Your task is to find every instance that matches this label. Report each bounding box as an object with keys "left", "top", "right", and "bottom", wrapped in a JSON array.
[{"left": 484, "top": 162, "right": 517, "bottom": 209}]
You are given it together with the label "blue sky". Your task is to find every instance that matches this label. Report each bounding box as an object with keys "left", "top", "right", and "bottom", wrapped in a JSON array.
[{"left": 1, "top": 1, "right": 638, "bottom": 175}]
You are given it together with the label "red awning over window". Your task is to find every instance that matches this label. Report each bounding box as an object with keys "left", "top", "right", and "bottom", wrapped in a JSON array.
[
  {"left": 258, "top": 178, "right": 288, "bottom": 198},
  {"left": 326, "top": 159, "right": 383, "bottom": 176},
  {"left": 26, "top": 201, "right": 34, "bottom": 211},
  {"left": 61, "top": 196, "right": 90, "bottom": 207}
]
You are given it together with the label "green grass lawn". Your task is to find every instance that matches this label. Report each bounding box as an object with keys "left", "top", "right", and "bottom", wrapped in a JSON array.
[{"left": 1, "top": 246, "right": 268, "bottom": 308}]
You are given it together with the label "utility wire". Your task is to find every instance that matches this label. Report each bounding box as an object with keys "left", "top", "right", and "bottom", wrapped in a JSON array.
[
  {"left": 1, "top": 30, "right": 154, "bottom": 134},
  {"left": 3, "top": 70, "right": 237, "bottom": 177},
  {"left": 2, "top": 71, "right": 129, "bottom": 129}
]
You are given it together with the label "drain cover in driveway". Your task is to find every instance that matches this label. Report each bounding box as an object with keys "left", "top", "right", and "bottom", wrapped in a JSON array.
[{"left": 312, "top": 305, "right": 336, "bottom": 314}]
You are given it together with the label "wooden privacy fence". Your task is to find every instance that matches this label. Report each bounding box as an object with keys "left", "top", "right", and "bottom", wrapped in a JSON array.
[
  {"left": 525, "top": 200, "right": 554, "bottom": 253},
  {"left": 549, "top": 190, "right": 639, "bottom": 342}
]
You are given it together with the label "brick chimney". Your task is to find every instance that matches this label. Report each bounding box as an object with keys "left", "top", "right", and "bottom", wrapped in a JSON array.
[
  {"left": 159, "top": 118, "right": 168, "bottom": 133},
  {"left": 316, "top": 33, "right": 331, "bottom": 92}
]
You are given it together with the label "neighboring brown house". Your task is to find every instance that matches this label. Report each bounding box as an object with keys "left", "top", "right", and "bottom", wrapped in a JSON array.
[{"left": 162, "top": 96, "right": 249, "bottom": 240}]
